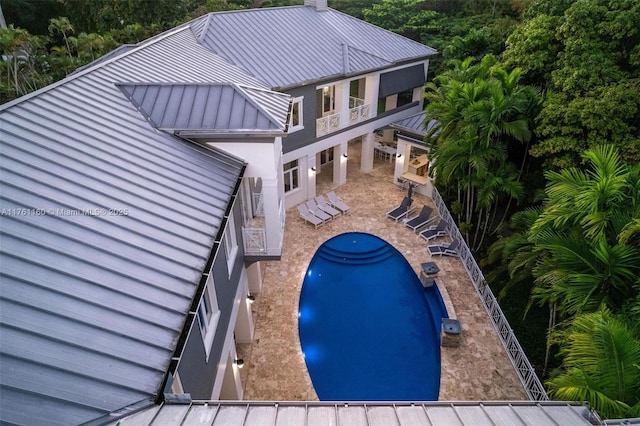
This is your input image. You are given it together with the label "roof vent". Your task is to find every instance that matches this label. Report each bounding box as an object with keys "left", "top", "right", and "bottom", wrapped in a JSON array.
[{"left": 305, "top": 0, "right": 328, "bottom": 11}]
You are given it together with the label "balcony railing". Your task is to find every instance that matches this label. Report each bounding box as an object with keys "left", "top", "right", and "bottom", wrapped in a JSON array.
[
  {"left": 431, "top": 188, "right": 549, "bottom": 401},
  {"left": 242, "top": 227, "right": 266, "bottom": 255},
  {"left": 316, "top": 112, "right": 341, "bottom": 137},
  {"left": 316, "top": 97, "right": 372, "bottom": 137},
  {"left": 349, "top": 101, "right": 371, "bottom": 126}
]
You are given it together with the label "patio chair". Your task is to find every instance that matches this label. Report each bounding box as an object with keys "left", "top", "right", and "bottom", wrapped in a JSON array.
[
  {"left": 404, "top": 205, "right": 436, "bottom": 231},
  {"left": 419, "top": 220, "right": 449, "bottom": 242},
  {"left": 297, "top": 204, "right": 324, "bottom": 228},
  {"left": 305, "top": 200, "right": 333, "bottom": 222},
  {"left": 327, "top": 191, "right": 351, "bottom": 214},
  {"left": 315, "top": 195, "right": 341, "bottom": 218},
  {"left": 386, "top": 196, "right": 415, "bottom": 222},
  {"left": 427, "top": 239, "right": 460, "bottom": 257}
]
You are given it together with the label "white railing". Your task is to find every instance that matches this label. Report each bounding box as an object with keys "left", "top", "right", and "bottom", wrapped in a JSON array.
[
  {"left": 431, "top": 188, "right": 548, "bottom": 401},
  {"left": 242, "top": 227, "right": 266, "bottom": 254},
  {"left": 348, "top": 102, "right": 371, "bottom": 126},
  {"left": 316, "top": 112, "right": 341, "bottom": 137},
  {"left": 252, "top": 192, "right": 264, "bottom": 217}
]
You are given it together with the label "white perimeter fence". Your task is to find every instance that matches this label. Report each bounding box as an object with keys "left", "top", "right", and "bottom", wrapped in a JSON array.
[{"left": 431, "top": 188, "right": 548, "bottom": 401}]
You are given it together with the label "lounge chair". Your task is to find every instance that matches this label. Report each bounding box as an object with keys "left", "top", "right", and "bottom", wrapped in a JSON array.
[
  {"left": 305, "top": 200, "right": 333, "bottom": 222},
  {"left": 327, "top": 191, "right": 351, "bottom": 214},
  {"left": 315, "top": 195, "right": 341, "bottom": 218},
  {"left": 420, "top": 220, "right": 449, "bottom": 242},
  {"left": 386, "top": 197, "right": 415, "bottom": 222},
  {"left": 297, "top": 204, "right": 324, "bottom": 228},
  {"left": 428, "top": 239, "right": 460, "bottom": 257},
  {"left": 404, "top": 205, "right": 436, "bottom": 231}
]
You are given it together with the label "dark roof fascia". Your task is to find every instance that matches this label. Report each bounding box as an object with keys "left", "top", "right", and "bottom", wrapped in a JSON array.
[
  {"left": 154, "top": 152, "right": 247, "bottom": 408},
  {"left": 174, "top": 130, "right": 288, "bottom": 138},
  {"left": 274, "top": 57, "right": 436, "bottom": 91}
]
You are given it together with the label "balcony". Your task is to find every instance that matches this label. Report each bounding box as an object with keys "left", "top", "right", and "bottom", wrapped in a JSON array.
[
  {"left": 242, "top": 191, "right": 285, "bottom": 258},
  {"left": 316, "top": 96, "right": 372, "bottom": 137}
]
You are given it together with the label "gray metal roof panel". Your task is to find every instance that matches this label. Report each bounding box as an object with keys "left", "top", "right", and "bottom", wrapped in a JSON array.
[
  {"left": 390, "top": 111, "right": 436, "bottom": 137},
  {"left": 110, "top": 402, "right": 601, "bottom": 426},
  {"left": 118, "top": 83, "right": 290, "bottom": 133},
  {"left": 0, "top": 22, "right": 246, "bottom": 425},
  {"left": 197, "top": 7, "right": 436, "bottom": 89}
]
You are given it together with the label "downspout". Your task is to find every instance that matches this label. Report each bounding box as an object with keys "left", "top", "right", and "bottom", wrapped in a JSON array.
[{"left": 155, "top": 163, "right": 247, "bottom": 404}]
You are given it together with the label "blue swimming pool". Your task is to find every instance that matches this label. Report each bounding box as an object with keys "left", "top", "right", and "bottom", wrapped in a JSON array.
[{"left": 298, "top": 232, "right": 448, "bottom": 401}]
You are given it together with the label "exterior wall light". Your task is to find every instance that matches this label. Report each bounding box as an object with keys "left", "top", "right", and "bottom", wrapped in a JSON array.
[
  {"left": 247, "top": 294, "right": 255, "bottom": 304},
  {"left": 311, "top": 167, "right": 317, "bottom": 172},
  {"left": 396, "top": 154, "right": 402, "bottom": 158},
  {"left": 342, "top": 153, "right": 348, "bottom": 158},
  {"left": 234, "top": 358, "right": 245, "bottom": 368}
]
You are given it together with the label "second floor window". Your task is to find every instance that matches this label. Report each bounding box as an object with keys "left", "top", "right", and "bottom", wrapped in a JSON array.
[
  {"left": 290, "top": 97, "right": 304, "bottom": 132},
  {"left": 197, "top": 281, "right": 220, "bottom": 361},
  {"left": 322, "top": 85, "right": 335, "bottom": 115},
  {"left": 283, "top": 160, "right": 299, "bottom": 193},
  {"left": 224, "top": 213, "right": 238, "bottom": 275}
]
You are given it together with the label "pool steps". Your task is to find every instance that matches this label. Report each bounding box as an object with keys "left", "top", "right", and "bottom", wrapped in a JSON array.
[{"left": 316, "top": 244, "right": 394, "bottom": 265}]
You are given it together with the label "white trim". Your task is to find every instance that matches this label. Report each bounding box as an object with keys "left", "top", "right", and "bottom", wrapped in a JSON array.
[
  {"left": 224, "top": 214, "right": 239, "bottom": 276},
  {"left": 198, "top": 275, "right": 221, "bottom": 362},
  {"left": 289, "top": 96, "right": 304, "bottom": 133}
]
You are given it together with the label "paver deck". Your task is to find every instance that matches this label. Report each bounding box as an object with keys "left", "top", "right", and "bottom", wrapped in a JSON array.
[{"left": 237, "top": 140, "right": 527, "bottom": 401}]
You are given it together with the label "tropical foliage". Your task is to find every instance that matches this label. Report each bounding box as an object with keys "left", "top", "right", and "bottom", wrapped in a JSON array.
[
  {"left": 547, "top": 309, "right": 640, "bottom": 419},
  {"left": 424, "top": 55, "right": 540, "bottom": 250}
]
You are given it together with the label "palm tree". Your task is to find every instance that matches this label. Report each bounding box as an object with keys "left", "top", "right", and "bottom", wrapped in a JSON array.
[
  {"left": 48, "top": 17, "right": 75, "bottom": 60},
  {"left": 425, "top": 55, "right": 539, "bottom": 249},
  {"left": 546, "top": 309, "right": 640, "bottom": 419},
  {"left": 529, "top": 145, "right": 640, "bottom": 317}
]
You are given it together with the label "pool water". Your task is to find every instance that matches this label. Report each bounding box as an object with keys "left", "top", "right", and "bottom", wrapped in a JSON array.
[{"left": 298, "top": 232, "right": 448, "bottom": 401}]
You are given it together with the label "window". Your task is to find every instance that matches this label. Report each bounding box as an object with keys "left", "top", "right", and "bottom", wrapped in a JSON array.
[
  {"left": 283, "top": 160, "right": 299, "bottom": 193},
  {"left": 397, "top": 89, "right": 414, "bottom": 107},
  {"left": 289, "top": 97, "right": 304, "bottom": 132},
  {"left": 224, "top": 213, "right": 238, "bottom": 274},
  {"left": 320, "top": 148, "right": 334, "bottom": 165},
  {"left": 322, "top": 86, "right": 335, "bottom": 115},
  {"left": 197, "top": 279, "right": 220, "bottom": 360}
]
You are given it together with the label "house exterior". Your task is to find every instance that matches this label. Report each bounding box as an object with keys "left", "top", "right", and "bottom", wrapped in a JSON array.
[{"left": 0, "top": 2, "right": 440, "bottom": 425}]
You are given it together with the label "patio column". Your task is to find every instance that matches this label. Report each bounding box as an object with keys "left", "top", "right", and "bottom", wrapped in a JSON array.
[
  {"left": 307, "top": 154, "right": 317, "bottom": 199},
  {"left": 234, "top": 286, "right": 254, "bottom": 343},
  {"left": 361, "top": 133, "right": 374, "bottom": 173},
  {"left": 394, "top": 139, "right": 410, "bottom": 186},
  {"left": 337, "top": 80, "right": 350, "bottom": 129},
  {"left": 364, "top": 74, "right": 380, "bottom": 119},
  {"left": 262, "top": 176, "right": 281, "bottom": 256},
  {"left": 334, "top": 142, "right": 348, "bottom": 187}
]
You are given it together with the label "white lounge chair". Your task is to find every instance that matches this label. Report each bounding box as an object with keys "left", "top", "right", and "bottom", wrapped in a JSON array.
[
  {"left": 297, "top": 204, "right": 324, "bottom": 228},
  {"left": 420, "top": 220, "right": 449, "bottom": 242},
  {"left": 386, "top": 197, "right": 415, "bottom": 222},
  {"left": 327, "top": 191, "right": 351, "bottom": 214},
  {"left": 428, "top": 239, "right": 460, "bottom": 257},
  {"left": 315, "top": 195, "right": 341, "bottom": 218},
  {"left": 404, "top": 205, "right": 436, "bottom": 231},
  {"left": 305, "top": 200, "right": 333, "bottom": 222}
]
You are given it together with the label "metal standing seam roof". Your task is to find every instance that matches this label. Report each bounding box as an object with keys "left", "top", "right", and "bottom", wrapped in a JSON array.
[
  {"left": 389, "top": 111, "right": 438, "bottom": 138},
  {"left": 117, "top": 83, "right": 291, "bottom": 134},
  {"left": 110, "top": 401, "right": 602, "bottom": 426},
  {"left": 195, "top": 6, "right": 438, "bottom": 89},
  {"left": 0, "top": 17, "right": 254, "bottom": 426}
]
